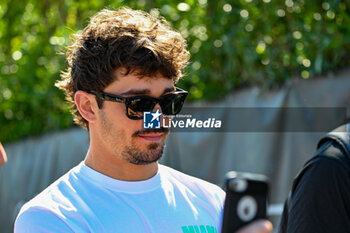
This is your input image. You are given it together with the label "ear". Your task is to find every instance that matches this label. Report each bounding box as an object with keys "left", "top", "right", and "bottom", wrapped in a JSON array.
[{"left": 74, "top": 91, "right": 98, "bottom": 124}]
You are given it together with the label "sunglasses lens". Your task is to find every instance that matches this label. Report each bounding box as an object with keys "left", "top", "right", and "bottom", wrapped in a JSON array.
[
  {"left": 126, "top": 98, "right": 156, "bottom": 119},
  {"left": 160, "top": 94, "right": 186, "bottom": 115},
  {"left": 127, "top": 108, "right": 143, "bottom": 119},
  {"left": 125, "top": 91, "right": 187, "bottom": 119}
]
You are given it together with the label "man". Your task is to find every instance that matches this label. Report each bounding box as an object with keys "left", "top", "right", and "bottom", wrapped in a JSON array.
[{"left": 15, "top": 8, "right": 272, "bottom": 233}]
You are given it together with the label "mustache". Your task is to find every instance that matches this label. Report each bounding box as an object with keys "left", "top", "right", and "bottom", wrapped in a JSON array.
[{"left": 133, "top": 127, "right": 169, "bottom": 137}]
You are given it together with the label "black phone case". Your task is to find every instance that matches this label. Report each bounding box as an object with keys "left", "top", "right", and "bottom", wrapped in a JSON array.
[{"left": 221, "top": 172, "right": 268, "bottom": 233}]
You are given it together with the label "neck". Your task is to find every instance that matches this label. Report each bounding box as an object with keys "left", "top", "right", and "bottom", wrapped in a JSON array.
[{"left": 84, "top": 144, "right": 159, "bottom": 182}]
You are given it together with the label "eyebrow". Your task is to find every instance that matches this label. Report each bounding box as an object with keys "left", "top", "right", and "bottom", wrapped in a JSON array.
[{"left": 120, "top": 87, "right": 175, "bottom": 96}]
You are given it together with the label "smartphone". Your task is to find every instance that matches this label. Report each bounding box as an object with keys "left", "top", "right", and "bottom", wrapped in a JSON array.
[{"left": 221, "top": 171, "right": 269, "bottom": 233}]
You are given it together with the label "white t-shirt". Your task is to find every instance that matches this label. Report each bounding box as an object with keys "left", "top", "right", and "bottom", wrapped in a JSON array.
[{"left": 15, "top": 162, "right": 225, "bottom": 233}]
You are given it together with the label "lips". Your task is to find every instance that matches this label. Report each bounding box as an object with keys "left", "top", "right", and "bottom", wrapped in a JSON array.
[{"left": 138, "top": 133, "right": 164, "bottom": 142}]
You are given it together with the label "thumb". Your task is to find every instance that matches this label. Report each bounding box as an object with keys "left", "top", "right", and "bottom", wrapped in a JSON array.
[{"left": 236, "top": 220, "right": 273, "bottom": 233}]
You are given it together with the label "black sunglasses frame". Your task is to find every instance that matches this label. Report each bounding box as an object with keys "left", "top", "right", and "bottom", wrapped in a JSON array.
[{"left": 91, "top": 87, "right": 188, "bottom": 120}]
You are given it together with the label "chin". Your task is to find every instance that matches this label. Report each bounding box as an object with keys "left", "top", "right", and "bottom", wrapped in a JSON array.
[{"left": 122, "top": 143, "right": 165, "bottom": 165}]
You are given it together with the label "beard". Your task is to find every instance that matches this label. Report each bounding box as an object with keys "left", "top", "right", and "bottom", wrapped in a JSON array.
[
  {"left": 122, "top": 143, "right": 165, "bottom": 165},
  {"left": 100, "top": 110, "right": 167, "bottom": 165}
]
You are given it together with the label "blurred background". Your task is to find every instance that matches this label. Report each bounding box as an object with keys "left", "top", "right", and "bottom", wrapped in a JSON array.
[{"left": 1, "top": 0, "right": 350, "bottom": 232}]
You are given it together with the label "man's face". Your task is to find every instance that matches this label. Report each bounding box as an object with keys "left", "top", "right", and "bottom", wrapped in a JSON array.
[{"left": 95, "top": 68, "right": 173, "bottom": 165}]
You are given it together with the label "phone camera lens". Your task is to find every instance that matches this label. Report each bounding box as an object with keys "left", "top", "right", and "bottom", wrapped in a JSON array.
[{"left": 229, "top": 178, "right": 247, "bottom": 192}]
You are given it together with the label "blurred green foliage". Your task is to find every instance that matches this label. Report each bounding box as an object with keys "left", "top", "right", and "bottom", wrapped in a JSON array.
[{"left": 0, "top": 0, "right": 349, "bottom": 143}]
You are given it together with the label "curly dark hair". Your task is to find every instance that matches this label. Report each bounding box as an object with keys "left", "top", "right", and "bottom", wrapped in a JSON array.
[{"left": 56, "top": 7, "right": 190, "bottom": 129}]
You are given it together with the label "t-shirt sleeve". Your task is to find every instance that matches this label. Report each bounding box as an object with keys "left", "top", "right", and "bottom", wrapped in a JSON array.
[
  {"left": 14, "top": 207, "right": 74, "bottom": 233},
  {"left": 286, "top": 156, "right": 350, "bottom": 233}
]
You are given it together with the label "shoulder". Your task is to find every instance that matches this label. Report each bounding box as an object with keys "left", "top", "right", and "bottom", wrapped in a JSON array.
[
  {"left": 159, "top": 165, "right": 225, "bottom": 205},
  {"left": 26, "top": 166, "right": 81, "bottom": 208},
  {"left": 15, "top": 166, "right": 82, "bottom": 232},
  {"left": 294, "top": 140, "right": 350, "bottom": 186},
  {"left": 294, "top": 154, "right": 350, "bottom": 192},
  {"left": 15, "top": 205, "right": 74, "bottom": 232},
  {"left": 291, "top": 141, "right": 350, "bottom": 203}
]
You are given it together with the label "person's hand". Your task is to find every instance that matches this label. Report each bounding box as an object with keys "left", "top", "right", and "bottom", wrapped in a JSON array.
[
  {"left": 236, "top": 220, "right": 273, "bottom": 233},
  {"left": 0, "top": 142, "right": 7, "bottom": 165}
]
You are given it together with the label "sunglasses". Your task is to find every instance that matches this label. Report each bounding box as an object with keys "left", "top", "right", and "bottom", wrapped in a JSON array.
[{"left": 91, "top": 87, "right": 188, "bottom": 120}]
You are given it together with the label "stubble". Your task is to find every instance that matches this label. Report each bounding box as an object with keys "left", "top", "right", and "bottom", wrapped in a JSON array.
[{"left": 100, "top": 110, "right": 165, "bottom": 165}]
